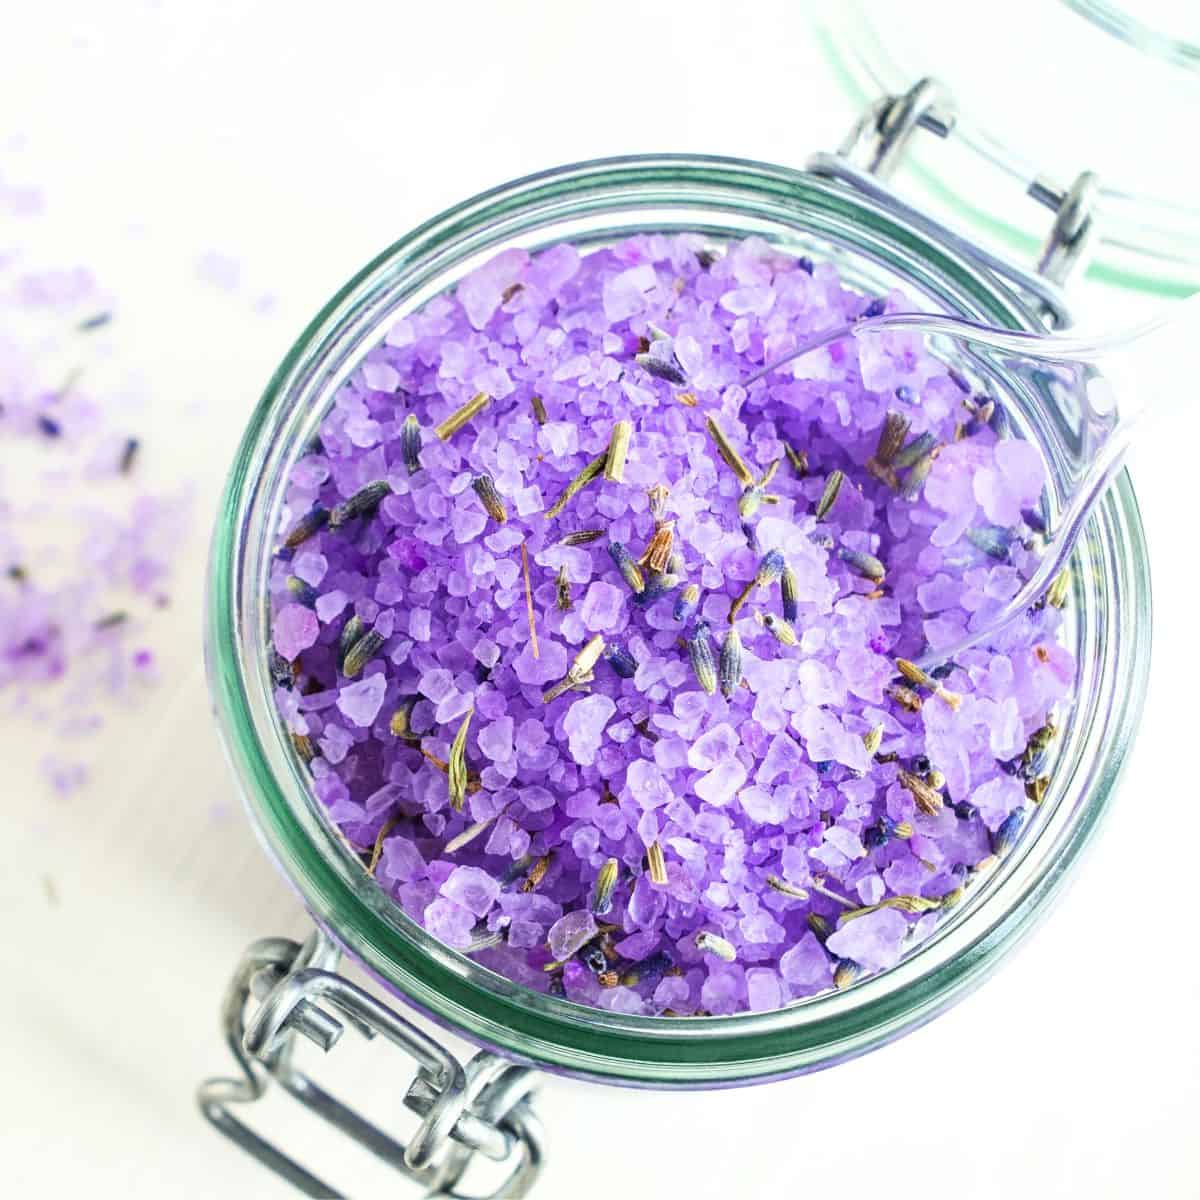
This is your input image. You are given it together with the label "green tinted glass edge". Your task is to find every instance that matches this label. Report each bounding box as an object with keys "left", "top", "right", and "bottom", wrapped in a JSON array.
[{"left": 208, "top": 156, "right": 1152, "bottom": 1084}]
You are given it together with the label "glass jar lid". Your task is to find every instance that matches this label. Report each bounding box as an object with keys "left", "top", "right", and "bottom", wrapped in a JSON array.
[{"left": 819, "top": 0, "right": 1200, "bottom": 296}]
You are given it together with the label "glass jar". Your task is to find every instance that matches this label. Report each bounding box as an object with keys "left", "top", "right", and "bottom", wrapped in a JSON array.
[{"left": 201, "top": 112, "right": 1152, "bottom": 1197}]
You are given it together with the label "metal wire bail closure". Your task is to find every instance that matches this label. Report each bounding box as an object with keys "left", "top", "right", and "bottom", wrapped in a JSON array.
[{"left": 197, "top": 930, "right": 545, "bottom": 1198}]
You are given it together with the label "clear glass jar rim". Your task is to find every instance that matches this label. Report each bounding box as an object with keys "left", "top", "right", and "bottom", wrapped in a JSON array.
[{"left": 207, "top": 154, "right": 1153, "bottom": 1085}]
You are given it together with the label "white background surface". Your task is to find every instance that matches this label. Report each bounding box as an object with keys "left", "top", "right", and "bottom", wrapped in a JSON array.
[{"left": 2, "top": 3, "right": 1197, "bottom": 1197}]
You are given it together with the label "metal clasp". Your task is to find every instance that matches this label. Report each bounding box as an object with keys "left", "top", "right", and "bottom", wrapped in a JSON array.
[
  {"left": 816, "top": 77, "right": 1101, "bottom": 316},
  {"left": 198, "top": 931, "right": 545, "bottom": 1199},
  {"left": 838, "top": 76, "right": 957, "bottom": 180},
  {"left": 1029, "top": 172, "right": 1100, "bottom": 287}
]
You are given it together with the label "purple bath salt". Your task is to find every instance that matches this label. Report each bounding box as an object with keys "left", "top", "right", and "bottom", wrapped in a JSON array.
[{"left": 269, "top": 234, "right": 1075, "bottom": 1016}]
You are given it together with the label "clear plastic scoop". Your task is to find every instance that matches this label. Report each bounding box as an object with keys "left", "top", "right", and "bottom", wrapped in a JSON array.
[{"left": 745, "top": 295, "right": 1196, "bottom": 666}]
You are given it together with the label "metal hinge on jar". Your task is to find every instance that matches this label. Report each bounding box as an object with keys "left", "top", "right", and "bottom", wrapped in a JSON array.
[
  {"left": 197, "top": 930, "right": 545, "bottom": 1198},
  {"left": 809, "top": 76, "right": 1100, "bottom": 327}
]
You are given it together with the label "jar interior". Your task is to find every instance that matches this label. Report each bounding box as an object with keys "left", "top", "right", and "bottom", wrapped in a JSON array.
[{"left": 209, "top": 158, "right": 1150, "bottom": 1084}]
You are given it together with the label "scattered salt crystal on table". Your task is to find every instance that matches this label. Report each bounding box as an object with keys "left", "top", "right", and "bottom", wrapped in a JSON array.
[{"left": 0, "top": 235, "right": 188, "bottom": 794}]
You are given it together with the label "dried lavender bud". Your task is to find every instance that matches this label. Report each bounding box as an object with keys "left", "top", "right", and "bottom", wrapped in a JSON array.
[
  {"left": 867, "top": 411, "right": 911, "bottom": 480},
  {"left": 761, "top": 613, "right": 798, "bottom": 646},
  {"left": 729, "top": 549, "right": 786, "bottom": 620},
  {"left": 470, "top": 473, "right": 509, "bottom": 524},
  {"left": 342, "top": 628, "right": 385, "bottom": 678},
  {"left": 286, "top": 576, "right": 319, "bottom": 607},
  {"left": 400, "top": 414, "right": 422, "bottom": 474},
  {"left": 784, "top": 442, "right": 809, "bottom": 477},
  {"left": 705, "top": 415, "right": 755, "bottom": 487},
  {"left": 336, "top": 614, "right": 366, "bottom": 670},
  {"left": 604, "top": 420, "right": 633, "bottom": 482},
  {"left": 608, "top": 542, "right": 645, "bottom": 594},
  {"left": 290, "top": 732, "right": 316, "bottom": 765},
  {"left": 639, "top": 521, "right": 674, "bottom": 573},
  {"left": 283, "top": 505, "right": 329, "bottom": 548},
  {"left": 686, "top": 622, "right": 717, "bottom": 695},
  {"left": 862, "top": 723, "right": 884, "bottom": 756},
  {"left": 632, "top": 570, "right": 679, "bottom": 608},
  {"left": 965, "top": 525, "right": 1014, "bottom": 561},
  {"left": 447, "top": 708, "right": 474, "bottom": 812},
  {"left": 780, "top": 565, "right": 799, "bottom": 621},
  {"left": 329, "top": 480, "right": 392, "bottom": 528},
  {"left": 1047, "top": 567, "right": 1072, "bottom": 608},
  {"left": 389, "top": 702, "right": 417, "bottom": 740},
  {"left": 833, "top": 959, "right": 862, "bottom": 989},
  {"left": 434, "top": 392, "right": 491, "bottom": 441},
  {"left": 268, "top": 649, "right": 294, "bottom": 688},
  {"left": 603, "top": 642, "right": 638, "bottom": 679},
  {"left": 765, "top": 875, "right": 808, "bottom": 900},
  {"left": 545, "top": 452, "right": 607, "bottom": 518},
  {"left": 815, "top": 469, "right": 845, "bottom": 519},
  {"left": 646, "top": 840, "right": 668, "bottom": 885},
  {"left": 989, "top": 401, "right": 1011, "bottom": 439},
  {"left": 893, "top": 431, "right": 938, "bottom": 470},
  {"left": 556, "top": 564, "right": 572, "bottom": 612},
  {"left": 674, "top": 582, "right": 700, "bottom": 623},
  {"left": 898, "top": 768, "right": 944, "bottom": 816},
  {"left": 992, "top": 809, "right": 1026, "bottom": 856},
  {"left": 444, "top": 812, "right": 501, "bottom": 854},
  {"left": 590, "top": 858, "right": 619, "bottom": 915},
  {"left": 530, "top": 394, "right": 548, "bottom": 425},
  {"left": 646, "top": 483, "right": 670, "bottom": 522},
  {"left": 695, "top": 930, "right": 736, "bottom": 962},
  {"left": 837, "top": 547, "right": 886, "bottom": 583},
  {"left": 895, "top": 658, "right": 962, "bottom": 709},
  {"left": 718, "top": 628, "right": 743, "bottom": 698},
  {"left": 635, "top": 351, "right": 687, "bottom": 386},
  {"left": 560, "top": 528, "right": 605, "bottom": 547},
  {"left": 520, "top": 852, "right": 552, "bottom": 893},
  {"left": 578, "top": 942, "right": 608, "bottom": 974},
  {"left": 118, "top": 437, "right": 140, "bottom": 474},
  {"left": 542, "top": 635, "right": 606, "bottom": 702},
  {"left": 899, "top": 447, "right": 939, "bottom": 500},
  {"left": 620, "top": 950, "right": 674, "bottom": 988}
]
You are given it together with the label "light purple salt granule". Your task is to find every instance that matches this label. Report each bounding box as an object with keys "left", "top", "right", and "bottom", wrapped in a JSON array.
[{"left": 270, "top": 234, "right": 1076, "bottom": 1015}]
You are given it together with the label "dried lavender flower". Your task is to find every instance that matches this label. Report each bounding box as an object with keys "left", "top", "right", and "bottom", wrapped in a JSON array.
[
  {"left": 401, "top": 414, "right": 422, "bottom": 474},
  {"left": 608, "top": 541, "right": 645, "bottom": 594},
  {"left": 603, "top": 642, "right": 638, "bottom": 679},
  {"left": 447, "top": 708, "right": 474, "bottom": 812},
  {"left": 674, "top": 582, "right": 700, "bottom": 623},
  {"left": 815, "top": 469, "right": 845, "bottom": 520},
  {"left": 837, "top": 547, "right": 886, "bottom": 583},
  {"left": 590, "top": 858, "right": 619, "bottom": 915},
  {"left": 329, "top": 480, "right": 392, "bottom": 528},
  {"left": 718, "top": 628, "right": 743, "bottom": 698},
  {"left": 470, "top": 473, "right": 509, "bottom": 524},
  {"left": 283, "top": 505, "right": 329, "bottom": 548},
  {"left": 695, "top": 931, "right": 737, "bottom": 962},
  {"left": 604, "top": 420, "right": 633, "bottom": 482},
  {"left": 342, "top": 628, "right": 385, "bottom": 678},
  {"left": 685, "top": 622, "right": 717, "bottom": 694}
]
